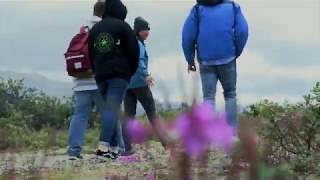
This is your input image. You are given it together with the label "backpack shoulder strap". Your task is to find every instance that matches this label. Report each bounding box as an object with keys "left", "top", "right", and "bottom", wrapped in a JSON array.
[
  {"left": 80, "top": 26, "right": 90, "bottom": 34},
  {"left": 224, "top": 1, "right": 237, "bottom": 29},
  {"left": 194, "top": 4, "right": 200, "bottom": 39},
  {"left": 230, "top": 1, "right": 237, "bottom": 29},
  {"left": 227, "top": 1, "right": 238, "bottom": 57},
  {"left": 194, "top": 4, "right": 201, "bottom": 58}
]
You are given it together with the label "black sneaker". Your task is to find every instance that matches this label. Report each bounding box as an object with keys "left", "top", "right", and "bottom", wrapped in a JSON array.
[
  {"left": 68, "top": 155, "right": 83, "bottom": 160},
  {"left": 96, "top": 149, "right": 119, "bottom": 160},
  {"left": 110, "top": 152, "right": 120, "bottom": 160}
]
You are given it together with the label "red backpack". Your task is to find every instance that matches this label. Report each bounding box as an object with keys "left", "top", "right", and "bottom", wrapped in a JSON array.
[{"left": 64, "top": 26, "right": 92, "bottom": 78}]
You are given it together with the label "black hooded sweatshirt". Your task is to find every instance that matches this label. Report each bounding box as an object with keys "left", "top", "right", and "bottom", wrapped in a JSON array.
[{"left": 89, "top": 0, "right": 139, "bottom": 83}]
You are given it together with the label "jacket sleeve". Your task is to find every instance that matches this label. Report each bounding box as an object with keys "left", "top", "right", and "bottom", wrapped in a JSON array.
[
  {"left": 182, "top": 6, "right": 198, "bottom": 65},
  {"left": 122, "top": 23, "right": 140, "bottom": 76},
  {"left": 136, "top": 42, "right": 148, "bottom": 76},
  {"left": 234, "top": 4, "right": 249, "bottom": 57},
  {"left": 88, "top": 31, "right": 95, "bottom": 72}
]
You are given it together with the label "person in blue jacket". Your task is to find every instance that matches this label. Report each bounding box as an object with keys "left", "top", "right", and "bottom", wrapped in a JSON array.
[
  {"left": 122, "top": 17, "right": 165, "bottom": 155},
  {"left": 182, "top": 0, "right": 249, "bottom": 130}
]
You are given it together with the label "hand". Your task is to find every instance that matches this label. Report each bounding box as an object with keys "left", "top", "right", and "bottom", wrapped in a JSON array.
[
  {"left": 146, "top": 75, "right": 154, "bottom": 87},
  {"left": 188, "top": 63, "right": 197, "bottom": 73}
]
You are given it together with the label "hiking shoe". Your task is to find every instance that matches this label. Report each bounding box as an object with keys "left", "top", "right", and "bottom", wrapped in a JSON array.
[
  {"left": 96, "top": 149, "right": 119, "bottom": 160},
  {"left": 96, "top": 144, "right": 120, "bottom": 160},
  {"left": 96, "top": 149, "right": 110, "bottom": 158},
  {"left": 68, "top": 155, "right": 83, "bottom": 160},
  {"left": 110, "top": 152, "right": 120, "bottom": 160}
]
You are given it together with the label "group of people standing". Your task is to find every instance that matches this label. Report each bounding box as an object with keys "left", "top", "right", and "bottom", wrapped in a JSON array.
[{"left": 67, "top": 0, "right": 249, "bottom": 160}]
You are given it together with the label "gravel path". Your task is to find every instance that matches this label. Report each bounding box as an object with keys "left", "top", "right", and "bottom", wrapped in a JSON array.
[
  {"left": 0, "top": 153, "right": 107, "bottom": 174},
  {"left": 0, "top": 143, "right": 229, "bottom": 179}
]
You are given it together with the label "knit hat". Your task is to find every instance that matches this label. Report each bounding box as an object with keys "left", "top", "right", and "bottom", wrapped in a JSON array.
[{"left": 134, "top": 17, "right": 150, "bottom": 34}]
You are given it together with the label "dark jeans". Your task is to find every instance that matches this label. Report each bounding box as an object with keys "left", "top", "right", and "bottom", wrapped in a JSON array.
[
  {"left": 122, "top": 86, "right": 158, "bottom": 151},
  {"left": 97, "top": 78, "right": 128, "bottom": 151}
]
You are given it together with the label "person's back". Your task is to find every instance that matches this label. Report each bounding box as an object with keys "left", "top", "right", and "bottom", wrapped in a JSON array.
[
  {"left": 89, "top": 0, "right": 139, "bottom": 83},
  {"left": 182, "top": 0, "right": 249, "bottom": 131},
  {"left": 89, "top": 0, "right": 139, "bottom": 159},
  {"left": 182, "top": 0, "right": 249, "bottom": 66}
]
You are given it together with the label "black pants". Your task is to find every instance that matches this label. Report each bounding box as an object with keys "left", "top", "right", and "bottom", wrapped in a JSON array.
[{"left": 122, "top": 86, "right": 158, "bottom": 151}]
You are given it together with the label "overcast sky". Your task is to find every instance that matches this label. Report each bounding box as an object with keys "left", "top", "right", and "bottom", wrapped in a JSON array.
[{"left": 0, "top": 0, "right": 319, "bottom": 106}]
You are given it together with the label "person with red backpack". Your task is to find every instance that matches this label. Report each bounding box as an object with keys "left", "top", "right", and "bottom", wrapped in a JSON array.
[
  {"left": 66, "top": 1, "right": 110, "bottom": 160},
  {"left": 89, "top": 0, "right": 139, "bottom": 159}
]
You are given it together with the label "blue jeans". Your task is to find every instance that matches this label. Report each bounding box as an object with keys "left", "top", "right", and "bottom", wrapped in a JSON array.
[
  {"left": 97, "top": 78, "right": 128, "bottom": 150},
  {"left": 67, "top": 89, "right": 125, "bottom": 157},
  {"left": 199, "top": 60, "right": 238, "bottom": 128}
]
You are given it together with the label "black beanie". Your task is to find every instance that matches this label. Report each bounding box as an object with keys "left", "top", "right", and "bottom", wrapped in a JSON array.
[{"left": 134, "top": 17, "right": 150, "bottom": 34}]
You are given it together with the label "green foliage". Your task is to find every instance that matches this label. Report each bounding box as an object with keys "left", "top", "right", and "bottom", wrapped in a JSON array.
[
  {"left": 240, "top": 164, "right": 297, "bottom": 180},
  {"left": 0, "top": 79, "right": 73, "bottom": 131},
  {"left": 257, "top": 164, "right": 297, "bottom": 180},
  {"left": 245, "top": 82, "right": 320, "bottom": 174},
  {"left": 0, "top": 79, "right": 74, "bottom": 150}
]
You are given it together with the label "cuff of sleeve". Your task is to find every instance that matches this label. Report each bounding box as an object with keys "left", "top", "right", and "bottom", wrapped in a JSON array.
[{"left": 188, "top": 60, "right": 195, "bottom": 65}]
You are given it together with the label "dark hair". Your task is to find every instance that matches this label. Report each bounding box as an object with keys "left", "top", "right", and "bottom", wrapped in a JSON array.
[
  {"left": 197, "top": 0, "right": 223, "bottom": 6},
  {"left": 94, "top": 1, "right": 105, "bottom": 17}
]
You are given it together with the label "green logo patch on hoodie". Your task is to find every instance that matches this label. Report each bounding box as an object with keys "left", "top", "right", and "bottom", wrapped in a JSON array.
[{"left": 95, "top": 33, "right": 114, "bottom": 53}]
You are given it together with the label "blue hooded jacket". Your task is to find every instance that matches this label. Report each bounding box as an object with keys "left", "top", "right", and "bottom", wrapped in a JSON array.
[
  {"left": 128, "top": 41, "right": 149, "bottom": 88},
  {"left": 182, "top": 0, "right": 249, "bottom": 65}
]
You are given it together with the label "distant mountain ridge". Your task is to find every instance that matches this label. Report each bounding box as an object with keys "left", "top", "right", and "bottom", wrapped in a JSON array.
[{"left": 0, "top": 70, "right": 73, "bottom": 98}]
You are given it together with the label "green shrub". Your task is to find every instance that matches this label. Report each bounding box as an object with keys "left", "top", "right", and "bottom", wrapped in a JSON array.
[{"left": 245, "top": 82, "right": 320, "bottom": 174}]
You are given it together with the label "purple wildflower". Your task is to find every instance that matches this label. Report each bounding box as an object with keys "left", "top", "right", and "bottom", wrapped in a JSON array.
[
  {"left": 125, "top": 119, "right": 150, "bottom": 144},
  {"left": 118, "top": 154, "right": 140, "bottom": 164},
  {"left": 147, "top": 171, "right": 155, "bottom": 180},
  {"left": 206, "top": 113, "right": 234, "bottom": 152},
  {"left": 174, "top": 102, "right": 234, "bottom": 156}
]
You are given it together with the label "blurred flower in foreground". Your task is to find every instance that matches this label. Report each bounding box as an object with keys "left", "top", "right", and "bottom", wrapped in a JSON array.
[
  {"left": 175, "top": 102, "right": 234, "bottom": 156},
  {"left": 125, "top": 119, "right": 151, "bottom": 144},
  {"left": 118, "top": 154, "right": 140, "bottom": 164},
  {"left": 146, "top": 171, "right": 155, "bottom": 180}
]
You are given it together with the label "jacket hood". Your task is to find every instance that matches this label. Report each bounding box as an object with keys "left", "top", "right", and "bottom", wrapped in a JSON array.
[
  {"left": 102, "top": 0, "right": 127, "bottom": 20},
  {"left": 197, "top": 0, "right": 223, "bottom": 6}
]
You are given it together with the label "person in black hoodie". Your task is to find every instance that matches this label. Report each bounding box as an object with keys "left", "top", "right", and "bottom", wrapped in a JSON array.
[{"left": 89, "top": 0, "right": 139, "bottom": 159}]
